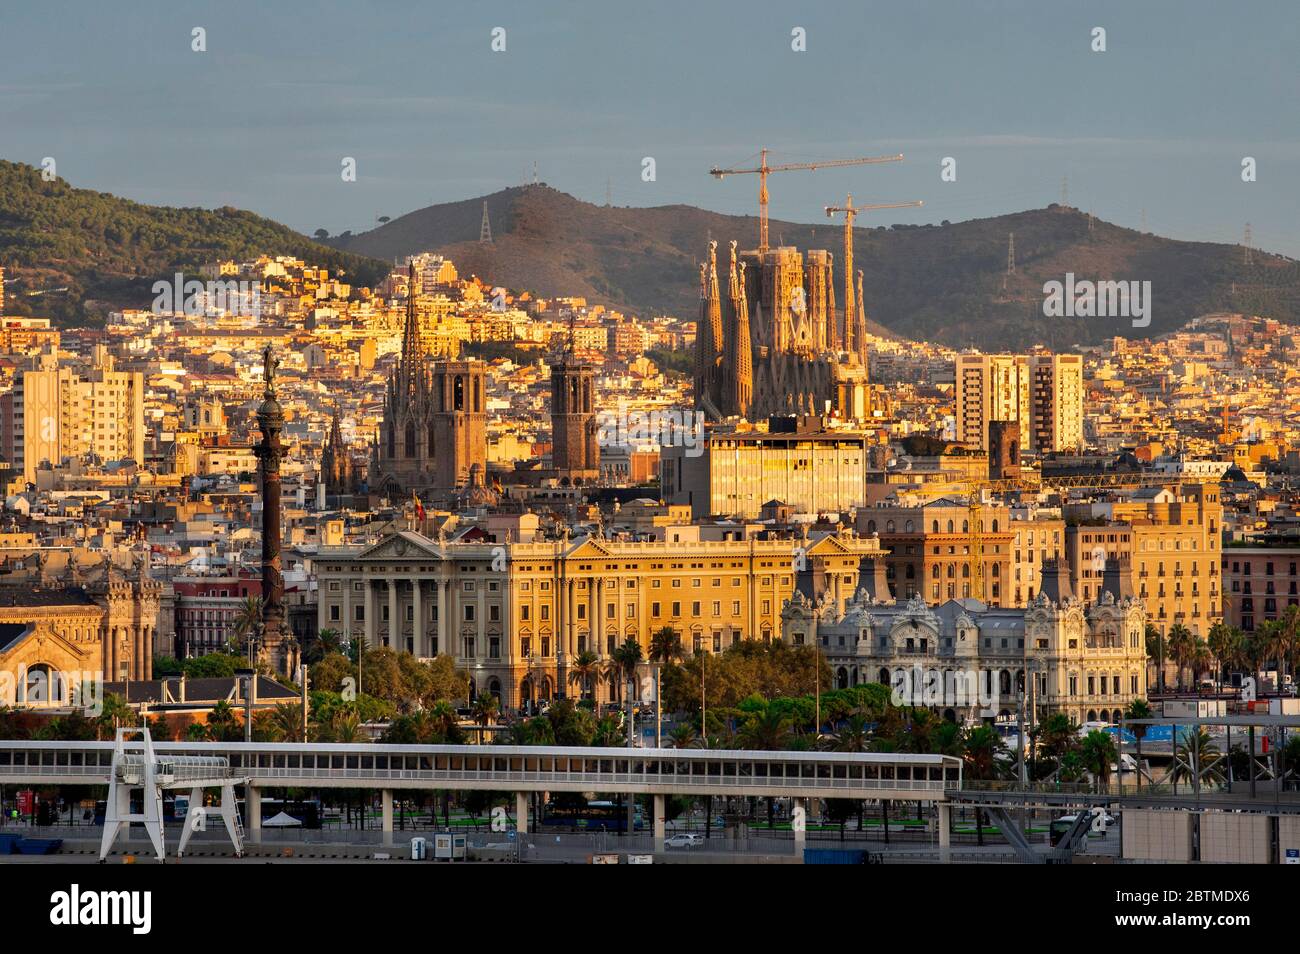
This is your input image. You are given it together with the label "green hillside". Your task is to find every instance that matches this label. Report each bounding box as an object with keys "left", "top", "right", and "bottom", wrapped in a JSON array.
[{"left": 0, "top": 160, "right": 387, "bottom": 325}]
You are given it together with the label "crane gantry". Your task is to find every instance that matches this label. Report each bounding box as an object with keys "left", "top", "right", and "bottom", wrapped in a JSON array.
[
  {"left": 824, "top": 195, "right": 922, "bottom": 360},
  {"left": 709, "top": 149, "right": 904, "bottom": 255}
]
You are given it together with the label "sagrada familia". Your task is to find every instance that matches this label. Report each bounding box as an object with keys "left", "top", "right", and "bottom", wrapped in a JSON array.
[{"left": 693, "top": 239, "right": 870, "bottom": 423}]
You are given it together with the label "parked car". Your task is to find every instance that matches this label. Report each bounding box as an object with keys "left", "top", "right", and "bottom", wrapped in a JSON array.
[{"left": 663, "top": 833, "right": 704, "bottom": 849}]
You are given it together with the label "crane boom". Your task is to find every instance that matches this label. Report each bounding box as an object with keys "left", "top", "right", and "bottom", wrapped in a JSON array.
[
  {"left": 824, "top": 196, "right": 922, "bottom": 361},
  {"left": 708, "top": 148, "right": 904, "bottom": 254}
]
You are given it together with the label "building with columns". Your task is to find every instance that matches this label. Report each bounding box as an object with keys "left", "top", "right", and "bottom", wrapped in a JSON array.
[{"left": 314, "top": 528, "right": 883, "bottom": 709}]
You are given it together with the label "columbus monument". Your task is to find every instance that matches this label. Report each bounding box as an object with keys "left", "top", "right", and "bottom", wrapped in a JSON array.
[{"left": 255, "top": 345, "right": 297, "bottom": 676}]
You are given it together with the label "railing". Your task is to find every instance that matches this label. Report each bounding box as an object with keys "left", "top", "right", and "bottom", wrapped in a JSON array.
[{"left": 0, "top": 742, "right": 962, "bottom": 798}]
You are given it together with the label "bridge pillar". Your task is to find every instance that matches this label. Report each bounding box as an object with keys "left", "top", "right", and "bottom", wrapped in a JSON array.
[
  {"left": 793, "top": 798, "right": 806, "bottom": 856},
  {"left": 247, "top": 784, "right": 262, "bottom": 843},
  {"left": 516, "top": 792, "right": 529, "bottom": 834},
  {"left": 653, "top": 794, "right": 666, "bottom": 853},
  {"left": 938, "top": 803, "right": 951, "bottom": 864},
  {"left": 381, "top": 789, "right": 394, "bottom": 845}
]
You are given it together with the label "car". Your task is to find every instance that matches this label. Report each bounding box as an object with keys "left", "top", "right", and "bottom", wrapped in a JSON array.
[{"left": 663, "top": 833, "right": 704, "bottom": 849}]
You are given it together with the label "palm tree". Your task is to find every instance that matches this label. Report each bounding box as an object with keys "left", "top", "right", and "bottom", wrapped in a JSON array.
[
  {"left": 737, "top": 709, "right": 793, "bottom": 751},
  {"left": 270, "top": 703, "right": 303, "bottom": 742},
  {"left": 1125, "top": 698, "right": 1152, "bottom": 789},
  {"left": 1188, "top": 638, "right": 1213, "bottom": 690},
  {"left": 1206, "top": 623, "right": 1242, "bottom": 692},
  {"left": 830, "top": 713, "right": 870, "bottom": 753},
  {"left": 1166, "top": 623, "right": 1194, "bottom": 691},
  {"left": 1172, "top": 729, "right": 1224, "bottom": 787},
  {"left": 962, "top": 725, "right": 1005, "bottom": 846},
  {"left": 607, "top": 637, "right": 644, "bottom": 706},
  {"left": 1145, "top": 623, "right": 1167, "bottom": 693},
  {"left": 231, "top": 595, "right": 263, "bottom": 653},
  {"left": 1079, "top": 730, "right": 1118, "bottom": 792},
  {"left": 471, "top": 693, "right": 500, "bottom": 742},
  {"left": 648, "top": 627, "right": 684, "bottom": 664},
  {"left": 668, "top": 724, "right": 699, "bottom": 749},
  {"left": 1280, "top": 604, "right": 1300, "bottom": 686},
  {"left": 567, "top": 650, "right": 604, "bottom": 706}
]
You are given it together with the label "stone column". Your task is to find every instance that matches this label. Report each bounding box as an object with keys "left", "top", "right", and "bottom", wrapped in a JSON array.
[
  {"left": 653, "top": 793, "right": 666, "bottom": 854},
  {"left": 793, "top": 797, "right": 806, "bottom": 856},
  {"left": 342, "top": 578, "right": 352, "bottom": 648},
  {"left": 387, "top": 578, "right": 398, "bottom": 650},
  {"left": 516, "top": 791, "right": 529, "bottom": 835},
  {"left": 381, "top": 789, "right": 394, "bottom": 845},
  {"left": 938, "top": 802, "right": 951, "bottom": 864},
  {"left": 412, "top": 579, "right": 423, "bottom": 657},
  {"left": 247, "top": 784, "right": 262, "bottom": 843},
  {"left": 364, "top": 579, "right": 376, "bottom": 647},
  {"left": 437, "top": 579, "right": 449, "bottom": 656}
]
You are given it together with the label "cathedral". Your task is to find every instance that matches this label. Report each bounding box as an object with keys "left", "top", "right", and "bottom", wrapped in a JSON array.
[
  {"left": 372, "top": 264, "right": 487, "bottom": 499},
  {"left": 694, "top": 240, "right": 869, "bottom": 424}
]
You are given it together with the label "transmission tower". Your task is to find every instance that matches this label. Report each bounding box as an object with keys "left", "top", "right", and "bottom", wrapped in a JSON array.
[
  {"left": 1243, "top": 222, "right": 1254, "bottom": 265},
  {"left": 1002, "top": 232, "right": 1016, "bottom": 292},
  {"left": 479, "top": 201, "right": 493, "bottom": 244}
]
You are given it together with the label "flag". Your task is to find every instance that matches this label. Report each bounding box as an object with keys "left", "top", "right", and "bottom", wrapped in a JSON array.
[{"left": 413, "top": 492, "right": 426, "bottom": 521}]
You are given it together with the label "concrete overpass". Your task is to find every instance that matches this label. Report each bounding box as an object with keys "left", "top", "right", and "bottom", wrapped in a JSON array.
[{"left": 0, "top": 741, "right": 963, "bottom": 855}]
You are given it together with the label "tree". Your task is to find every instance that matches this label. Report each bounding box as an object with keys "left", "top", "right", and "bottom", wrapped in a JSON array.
[
  {"left": 567, "top": 650, "right": 604, "bottom": 705},
  {"left": 829, "top": 713, "right": 871, "bottom": 753},
  {"left": 1172, "top": 730, "right": 1224, "bottom": 786},
  {"left": 1079, "top": 730, "right": 1118, "bottom": 792},
  {"left": 231, "top": 595, "right": 263, "bottom": 653},
  {"left": 1165, "top": 623, "right": 1194, "bottom": 691},
  {"left": 313, "top": 228, "right": 330, "bottom": 240},
  {"left": 471, "top": 693, "right": 500, "bottom": 742},
  {"left": 962, "top": 725, "right": 1005, "bottom": 846},
  {"left": 649, "top": 627, "right": 684, "bottom": 664},
  {"left": 1207, "top": 623, "right": 1244, "bottom": 691},
  {"left": 737, "top": 709, "right": 792, "bottom": 751}
]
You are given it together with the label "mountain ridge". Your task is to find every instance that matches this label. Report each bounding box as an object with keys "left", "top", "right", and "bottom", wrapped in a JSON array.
[{"left": 328, "top": 184, "right": 1300, "bottom": 348}]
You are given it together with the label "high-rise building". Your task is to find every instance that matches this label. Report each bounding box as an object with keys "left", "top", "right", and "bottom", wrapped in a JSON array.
[
  {"left": 1030, "top": 353, "right": 1085, "bottom": 452},
  {"left": 955, "top": 354, "right": 1031, "bottom": 452},
  {"left": 5, "top": 345, "right": 144, "bottom": 483},
  {"left": 955, "top": 352, "right": 1083, "bottom": 454}
]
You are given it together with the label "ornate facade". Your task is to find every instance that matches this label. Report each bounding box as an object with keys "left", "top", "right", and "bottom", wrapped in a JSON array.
[
  {"left": 781, "top": 586, "right": 1148, "bottom": 725},
  {"left": 694, "top": 239, "right": 869, "bottom": 423},
  {"left": 0, "top": 550, "right": 162, "bottom": 706},
  {"left": 372, "top": 265, "right": 488, "bottom": 497}
]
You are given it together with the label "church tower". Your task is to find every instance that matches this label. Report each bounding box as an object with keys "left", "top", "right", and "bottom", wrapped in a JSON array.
[
  {"left": 550, "top": 328, "right": 599, "bottom": 485},
  {"left": 430, "top": 359, "right": 488, "bottom": 493},
  {"left": 375, "top": 263, "right": 437, "bottom": 493}
]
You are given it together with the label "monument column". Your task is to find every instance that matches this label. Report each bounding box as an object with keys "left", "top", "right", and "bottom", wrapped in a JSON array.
[{"left": 254, "top": 344, "right": 290, "bottom": 675}]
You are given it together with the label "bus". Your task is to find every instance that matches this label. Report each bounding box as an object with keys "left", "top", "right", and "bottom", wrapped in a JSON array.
[{"left": 539, "top": 800, "right": 643, "bottom": 832}]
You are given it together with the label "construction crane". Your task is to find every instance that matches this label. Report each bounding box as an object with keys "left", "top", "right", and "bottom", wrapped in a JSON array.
[
  {"left": 709, "top": 149, "right": 904, "bottom": 255},
  {"left": 824, "top": 196, "right": 922, "bottom": 359}
]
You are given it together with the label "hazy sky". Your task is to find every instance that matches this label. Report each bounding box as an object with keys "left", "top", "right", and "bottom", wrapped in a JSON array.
[{"left": 2, "top": 0, "right": 1297, "bottom": 256}]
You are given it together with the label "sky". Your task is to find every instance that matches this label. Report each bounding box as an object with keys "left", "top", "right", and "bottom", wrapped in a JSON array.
[{"left": 1, "top": 0, "right": 1297, "bottom": 256}]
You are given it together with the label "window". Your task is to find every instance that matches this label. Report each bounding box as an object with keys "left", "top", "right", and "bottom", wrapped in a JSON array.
[{"left": 329, "top": 605, "right": 340, "bottom": 621}]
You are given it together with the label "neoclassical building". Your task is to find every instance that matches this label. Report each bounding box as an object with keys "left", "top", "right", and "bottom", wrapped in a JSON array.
[
  {"left": 781, "top": 581, "right": 1148, "bottom": 725},
  {"left": 314, "top": 528, "right": 881, "bottom": 708}
]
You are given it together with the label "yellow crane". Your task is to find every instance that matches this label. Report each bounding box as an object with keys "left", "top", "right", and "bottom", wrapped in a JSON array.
[
  {"left": 824, "top": 196, "right": 922, "bottom": 358},
  {"left": 709, "top": 149, "right": 904, "bottom": 255}
]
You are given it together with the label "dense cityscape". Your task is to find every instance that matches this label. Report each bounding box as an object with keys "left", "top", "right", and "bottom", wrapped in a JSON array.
[{"left": 1, "top": 7, "right": 1297, "bottom": 923}]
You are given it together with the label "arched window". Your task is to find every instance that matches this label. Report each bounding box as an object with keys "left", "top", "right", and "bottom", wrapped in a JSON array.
[
  {"left": 867, "top": 519, "right": 877, "bottom": 533},
  {"left": 886, "top": 520, "right": 896, "bottom": 533},
  {"left": 404, "top": 422, "right": 416, "bottom": 457},
  {"left": 904, "top": 520, "right": 914, "bottom": 533},
  {"left": 992, "top": 519, "right": 999, "bottom": 532},
  {"left": 932, "top": 520, "right": 939, "bottom": 533},
  {"left": 947, "top": 520, "right": 954, "bottom": 533}
]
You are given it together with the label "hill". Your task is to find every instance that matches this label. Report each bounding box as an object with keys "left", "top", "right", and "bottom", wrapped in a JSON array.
[
  {"left": 0, "top": 160, "right": 387, "bottom": 326},
  {"left": 328, "top": 184, "right": 1300, "bottom": 348}
]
